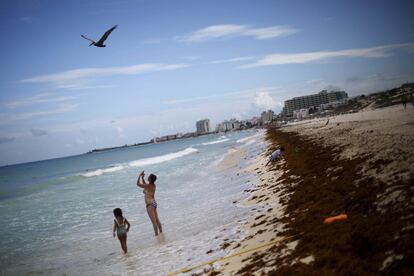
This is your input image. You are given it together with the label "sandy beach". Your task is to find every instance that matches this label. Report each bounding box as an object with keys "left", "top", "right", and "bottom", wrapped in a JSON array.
[{"left": 192, "top": 105, "right": 414, "bottom": 275}]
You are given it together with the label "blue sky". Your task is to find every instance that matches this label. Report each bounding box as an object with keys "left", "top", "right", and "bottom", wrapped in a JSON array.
[{"left": 1, "top": 0, "right": 413, "bottom": 166}]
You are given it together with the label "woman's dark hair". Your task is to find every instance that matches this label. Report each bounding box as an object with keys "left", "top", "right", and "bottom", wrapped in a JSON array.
[
  {"left": 148, "top": 174, "right": 157, "bottom": 183},
  {"left": 113, "top": 208, "right": 123, "bottom": 217},
  {"left": 280, "top": 147, "right": 285, "bottom": 151}
]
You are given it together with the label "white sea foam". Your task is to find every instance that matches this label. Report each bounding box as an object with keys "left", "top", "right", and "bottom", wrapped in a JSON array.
[
  {"left": 81, "top": 165, "right": 124, "bottom": 177},
  {"left": 244, "top": 139, "right": 256, "bottom": 146},
  {"left": 236, "top": 137, "right": 250, "bottom": 143},
  {"left": 129, "top": 147, "right": 198, "bottom": 167},
  {"left": 236, "top": 133, "right": 260, "bottom": 143},
  {"left": 201, "top": 138, "right": 230, "bottom": 146}
]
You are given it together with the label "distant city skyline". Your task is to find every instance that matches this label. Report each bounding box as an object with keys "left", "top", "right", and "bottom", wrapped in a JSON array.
[{"left": 1, "top": 0, "right": 414, "bottom": 166}]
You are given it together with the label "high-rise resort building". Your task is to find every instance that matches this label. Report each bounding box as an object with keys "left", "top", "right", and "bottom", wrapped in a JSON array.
[
  {"left": 261, "top": 110, "right": 274, "bottom": 125},
  {"left": 196, "top": 119, "right": 210, "bottom": 134},
  {"left": 283, "top": 90, "right": 348, "bottom": 117}
]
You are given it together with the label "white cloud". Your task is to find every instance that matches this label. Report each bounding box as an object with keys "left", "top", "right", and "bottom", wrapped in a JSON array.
[
  {"left": 208, "top": 56, "right": 255, "bottom": 64},
  {"left": 254, "top": 91, "right": 282, "bottom": 110},
  {"left": 5, "top": 92, "right": 76, "bottom": 108},
  {"left": 176, "top": 24, "right": 298, "bottom": 42},
  {"left": 240, "top": 43, "right": 414, "bottom": 68},
  {"left": 20, "top": 63, "right": 191, "bottom": 88}
]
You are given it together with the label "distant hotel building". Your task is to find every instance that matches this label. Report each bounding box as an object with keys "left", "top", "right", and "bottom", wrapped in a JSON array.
[
  {"left": 261, "top": 110, "right": 274, "bottom": 125},
  {"left": 196, "top": 119, "right": 211, "bottom": 134},
  {"left": 216, "top": 119, "right": 242, "bottom": 132},
  {"left": 283, "top": 90, "right": 348, "bottom": 117}
]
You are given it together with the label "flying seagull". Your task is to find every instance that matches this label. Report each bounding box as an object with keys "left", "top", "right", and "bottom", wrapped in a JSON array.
[{"left": 81, "top": 25, "right": 117, "bottom": 47}]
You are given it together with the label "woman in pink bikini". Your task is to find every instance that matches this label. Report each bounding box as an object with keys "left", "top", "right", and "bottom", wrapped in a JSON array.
[{"left": 136, "top": 170, "right": 163, "bottom": 236}]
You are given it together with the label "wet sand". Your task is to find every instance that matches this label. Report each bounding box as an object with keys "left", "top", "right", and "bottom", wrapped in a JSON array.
[
  {"left": 213, "top": 105, "right": 414, "bottom": 275},
  {"left": 218, "top": 147, "right": 247, "bottom": 171}
]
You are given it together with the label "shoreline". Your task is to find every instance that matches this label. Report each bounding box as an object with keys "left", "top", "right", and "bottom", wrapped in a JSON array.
[
  {"left": 218, "top": 147, "right": 289, "bottom": 275},
  {"left": 209, "top": 105, "right": 413, "bottom": 275},
  {"left": 0, "top": 130, "right": 263, "bottom": 276},
  {"left": 166, "top": 132, "right": 265, "bottom": 276}
]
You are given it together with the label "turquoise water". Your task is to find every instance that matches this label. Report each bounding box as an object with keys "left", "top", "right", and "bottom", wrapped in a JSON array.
[{"left": 0, "top": 130, "right": 264, "bottom": 275}]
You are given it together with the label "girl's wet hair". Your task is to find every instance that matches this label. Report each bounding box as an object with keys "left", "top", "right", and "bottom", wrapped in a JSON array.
[
  {"left": 113, "top": 208, "right": 123, "bottom": 217},
  {"left": 148, "top": 174, "right": 157, "bottom": 183}
]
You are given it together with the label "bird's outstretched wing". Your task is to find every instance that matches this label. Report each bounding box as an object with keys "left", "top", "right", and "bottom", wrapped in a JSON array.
[
  {"left": 81, "top": 35, "right": 95, "bottom": 44},
  {"left": 96, "top": 25, "right": 117, "bottom": 44}
]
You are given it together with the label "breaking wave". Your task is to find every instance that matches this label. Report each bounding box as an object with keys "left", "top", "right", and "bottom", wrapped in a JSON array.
[
  {"left": 81, "top": 165, "right": 125, "bottom": 177},
  {"left": 201, "top": 138, "right": 230, "bottom": 146},
  {"left": 129, "top": 147, "right": 198, "bottom": 167}
]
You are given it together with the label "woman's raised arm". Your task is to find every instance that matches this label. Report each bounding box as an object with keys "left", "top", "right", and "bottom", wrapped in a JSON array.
[{"left": 136, "top": 171, "right": 147, "bottom": 188}]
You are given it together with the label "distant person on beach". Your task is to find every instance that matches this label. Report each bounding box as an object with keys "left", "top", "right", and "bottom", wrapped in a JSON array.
[
  {"left": 401, "top": 93, "right": 408, "bottom": 109},
  {"left": 113, "top": 208, "right": 130, "bottom": 254},
  {"left": 266, "top": 147, "right": 285, "bottom": 166},
  {"left": 137, "top": 171, "right": 163, "bottom": 236}
]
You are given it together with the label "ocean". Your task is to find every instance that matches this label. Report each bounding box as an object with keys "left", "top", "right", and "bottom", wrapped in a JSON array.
[{"left": 0, "top": 130, "right": 265, "bottom": 275}]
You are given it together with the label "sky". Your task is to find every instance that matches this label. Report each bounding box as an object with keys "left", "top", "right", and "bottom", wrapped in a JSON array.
[{"left": 0, "top": 0, "right": 414, "bottom": 166}]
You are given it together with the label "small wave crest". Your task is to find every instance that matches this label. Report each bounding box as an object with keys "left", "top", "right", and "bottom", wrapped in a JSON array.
[
  {"left": 236, "top": 133, "right": 260, "bottom": 144},
  {"left": 81, "top": 165, "right": 125, "bottom": 177},
  {"left": 236, "top": 137, "right": 250, "bottom": 143},
  {"left": 244, "top": 139, "right": 256, "bottom": 146},
  {"left": 201, "top": 138, "right": 230, "bottom": 146},
  {"left": 129, "top": 147, "right": 198, "bottom": 167}
]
